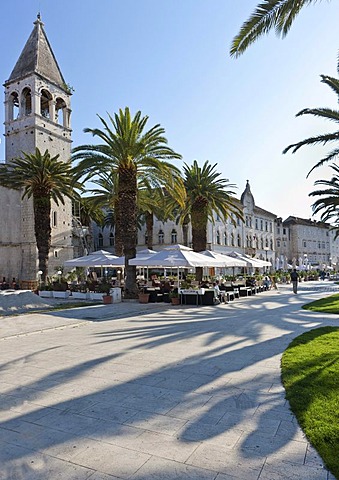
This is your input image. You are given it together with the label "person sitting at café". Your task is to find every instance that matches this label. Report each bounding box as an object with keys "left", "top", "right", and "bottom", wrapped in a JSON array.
[{"left": 218, "top": 280, "right": 227, "bottom": 303}]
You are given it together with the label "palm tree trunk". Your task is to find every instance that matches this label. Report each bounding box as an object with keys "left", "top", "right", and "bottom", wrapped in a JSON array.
[
  {"left": 114, "top": 198, "right": 123, "bottom": 256},
  {"left": 191, "top": 204, "right": 208, "bottom": 282},
  {"left": 145, "top": 212, "right": 154, "bottom": 249},
  {"left": 33, "top": 196, "right": 51, "bottom": 283},
  {"left": 118, "top": 165, "right": 138, "bottom": 298}
]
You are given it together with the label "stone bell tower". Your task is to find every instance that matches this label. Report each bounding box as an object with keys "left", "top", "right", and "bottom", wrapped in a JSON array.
[{"left": 0, "top": 16, "right": 73, "bottom": 282}]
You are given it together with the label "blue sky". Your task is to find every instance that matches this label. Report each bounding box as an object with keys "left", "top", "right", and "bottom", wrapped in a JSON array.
[{"left": 0, "top": 0, "right": 338, "bottom": 220}]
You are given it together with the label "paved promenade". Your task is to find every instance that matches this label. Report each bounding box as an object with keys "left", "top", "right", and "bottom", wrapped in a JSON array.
[{"left": 0, "top": 282, "right": 338, "bottom": 480}]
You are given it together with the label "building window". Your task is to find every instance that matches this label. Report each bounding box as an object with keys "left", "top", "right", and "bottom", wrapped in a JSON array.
[
  {"left": 158, "top": 230, "right": 164, "bottom": 244},
  {"left": 283, "top": 228, "right": 286, "bottom": 235},
  {"left": 270, "top": 222, "right": 272, "bottom": 232},
  {"left": 260, "top": 220, "right": 263, "bottom": 231},
  {"left": 56, "top": 97, "right": 67, "bottom": 126},
  {"left": 216, "top": 230, "right": 221, "bottom": 245},
  {"left": 22, "top": 87, "right": 32, "bottom": 116},
  {"left": 98, "top": 233, "right": 103, "bottom": 247},
  {"left": 54, "top": 250, "right": 58, "bottom": 258},
  {"left": 265, "top": 221, "right": 268, "bottom": 232},
  {"left": 255, "top": 219, "right": 258, "bottom": 230},
  {"left": 144, "top": 233, "right": 148, "bottom": 245},
  {"left": 237, "top": 217, "right": 241, "bottom": 226},
  {"left": 109, "top": 232, "right": 114, "bottom": 246},
  {"left": 231, "top": 233, "right": 235, "bottom": 246},
  {"left": 277, "top": 227, "right": 280, "bottom": 234},
  {"left": 303, "top": 241, "right": 307, "bottom": 248},
  {"left": 52, "top": 211, "right": 57, "bottom": 227},
  {"left": 9, "top": 91, "right": 19, "bottom": 120},
  {"left": 224, "top": 232, "right": 228, "bottom": 245},
  {"left": 238, "top": 234, "right": 242, "bottom": 247},
  {"left": 277, "top": 240, "right": 281, "bottom": 247},
  {"left": 270, "top": 239, "right": 273, "bottom": 250},
  {"left": 266, "top": 238, "right": 269, "bottom": 248},
  {"left": 171, "top": 229, "right": 177, "bottom": 244},
  {"left": 40, "top": 89, "right": 52, "bottom": 118}
]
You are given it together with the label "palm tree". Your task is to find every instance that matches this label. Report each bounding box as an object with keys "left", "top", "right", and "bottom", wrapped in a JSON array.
[
  {"left": 309, "top": 163, "right": 339, "bottom": 237},
  {"left": 0, "top": 148, "right": 80, "bottom": 282},
  {"left": 72, "top": 107, "right": 183, "bottom": 298},
  {"left": 230, "top": 0, "right": 331, "bottom": 57},
  {"left": 283, "top": 73, "right": 339, "bottom": 176},
  {"left": 180, "top": 160, "right": 243, "bottom": 280}
]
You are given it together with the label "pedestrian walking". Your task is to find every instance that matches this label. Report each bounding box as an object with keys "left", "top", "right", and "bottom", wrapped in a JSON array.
[{"left": 290, "top": 269, "right": 299, "bottom": 294}]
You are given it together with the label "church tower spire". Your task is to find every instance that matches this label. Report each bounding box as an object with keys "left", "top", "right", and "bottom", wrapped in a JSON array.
[
  {"left": 7, "top": 15, "right": 66, "bottom": 89},
  {"left": 0, "top": 17, "right": 73, "bottom": 281}
]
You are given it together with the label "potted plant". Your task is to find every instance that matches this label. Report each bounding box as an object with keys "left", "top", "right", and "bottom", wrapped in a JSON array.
[
  {"left": 138, "top": 290, "right": 150, "bottom": 303},
  {"left": 169, "top": 289, "right": 180, "bottom": 305},
  {"left": 97, "top": 281, "right": 112, "bottom": 304}
]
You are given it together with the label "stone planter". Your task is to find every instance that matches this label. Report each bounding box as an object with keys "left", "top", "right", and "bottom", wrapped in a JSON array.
[
  {"left": 89, "top": 292, "right": 104, "bottom": 301},
  {"left": 52, "top": 291, "right": 70, "bottom": 299},
  {"left": 39, "top": 290, "right": 53, "bottom": 298},
  {"left": 72, "top": 292, "right": 89, "bottom": 300}
]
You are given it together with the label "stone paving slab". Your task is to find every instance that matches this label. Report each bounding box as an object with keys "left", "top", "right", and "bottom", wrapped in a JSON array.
[{"left": 0, "top": 281, "right": 338, "bottom": 479}]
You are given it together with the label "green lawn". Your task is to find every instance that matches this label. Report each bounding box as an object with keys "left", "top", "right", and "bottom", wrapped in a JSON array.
[
  {"left": 281, "top": 327, "right": 339, "bottom": 479},
  {"left": 302, "top": 293, "right": 339, "bottom": 314}
]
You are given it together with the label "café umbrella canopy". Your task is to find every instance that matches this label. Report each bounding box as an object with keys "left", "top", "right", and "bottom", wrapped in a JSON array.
[
  {"left": 63, "top": 250, "right": 125, "bottom": 268},
  {"left": 129, "top": 244, "right": 222, "bottom": 286},
  {"left": 199, "top": 250, "right": 247, "bottom": 267},
  {"left": 225, "top": 251, "right": 271, "bottom": 268}
]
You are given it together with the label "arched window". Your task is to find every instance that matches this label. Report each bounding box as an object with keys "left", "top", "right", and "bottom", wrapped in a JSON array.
[
  {"left": 261, "top": 238, "right": 264, "bottom": 249},
  {"left": 22, "top": 87, "right": 32, "bottom": 116},
  {"left": 158, "top": 230, "right": 164, "bottom": 244},
  {"left": 55, "top": 97, "right": 66, "bottom": 126},
  {"left": 216, "top": 230, "right": 221, "bottom": 245},
  {"left": 231, "top": 233, "right": 235, "bottom": 246},
  {"left": 270, "top": 239, "right": 273, "bottom": 250},
  {"left": 266, "top": 238, "right": 269, "bottom": 248},
  {"left": 98, "top": 233, "right": 103, "bottom": 247},
  {"left": 109, "top": 232, "right": 115, "bottom": 246},
  {"left": 9, "top": 92, "right": 19, "bottom": 120},
  {"left": 238, "top": 234, "right": 242, "bottom": 247},
  {"left": 224, "top": 232, "right": 228, "bottom": 245},
  {"left": 171, "top": 229, "right": 177, "bottom": 244},
  {"left": 40, "top": 89, "right": 52, "bottom": 118}
]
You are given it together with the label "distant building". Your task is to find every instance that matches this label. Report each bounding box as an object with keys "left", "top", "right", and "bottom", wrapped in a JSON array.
[{"left": 275, "top": 216, "right": 338, "bottom": 270}]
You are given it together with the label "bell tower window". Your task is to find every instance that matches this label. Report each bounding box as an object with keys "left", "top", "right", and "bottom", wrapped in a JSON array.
[
  {"left": 22, "top": 88, "right": 32, "bottom": 116},
  {"left": 9, "top": 92, "right": 19, "bottom": 121},
  {"left": 56, "top": 97, "right": 67, "bottom": 126},
  {"left": 40, "top": 89, "right": 52, "bottom": 118}
]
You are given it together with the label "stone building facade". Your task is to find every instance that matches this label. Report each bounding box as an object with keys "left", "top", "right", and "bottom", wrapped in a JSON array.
[
  {"left": 0, "top": 17, "right": 73, "bottom": 282},
  {"left": 275, "top": 216, "right": 339, "bottom": 270},
  {"left": 94, "top": 180, "right": 278, "bottom": 269}
]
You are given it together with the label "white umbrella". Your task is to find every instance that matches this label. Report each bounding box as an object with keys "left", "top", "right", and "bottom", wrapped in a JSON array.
[
  {"left": 225, "top": 251, "right": 263, "bottom": 268},
  {"left": 64, "top": 250, "right": 124, "bottom": 268},
  {"left": 129, "top": 247, "right": 221, "bottom": 268},
  {"left": 199, "top": 250, "right": 247, "bottom": 267}
]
